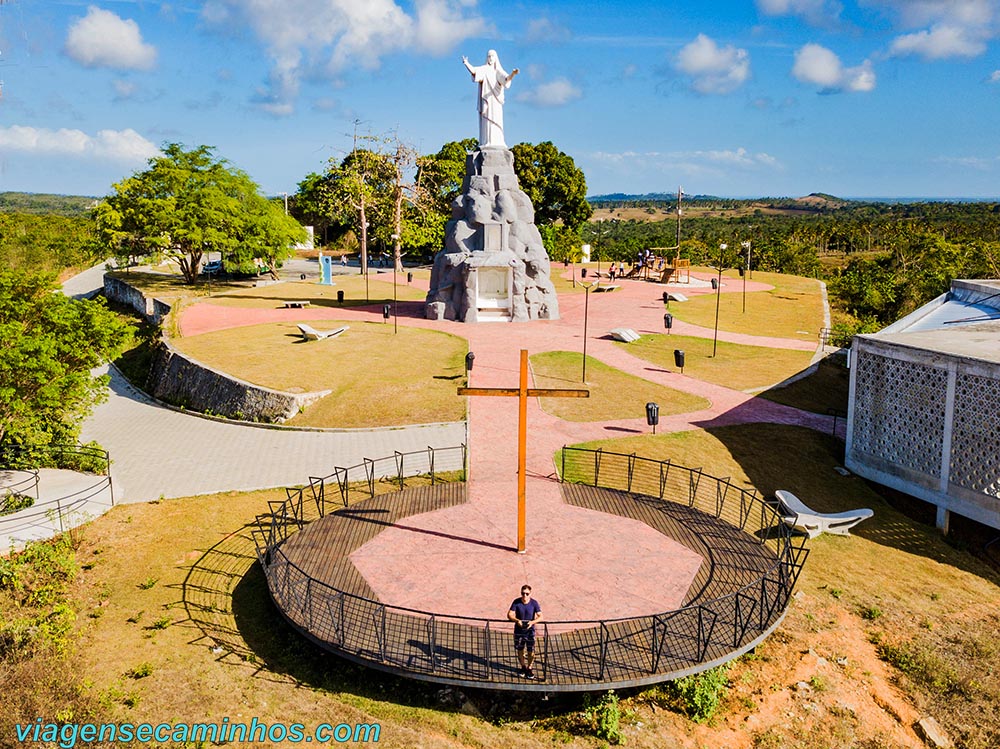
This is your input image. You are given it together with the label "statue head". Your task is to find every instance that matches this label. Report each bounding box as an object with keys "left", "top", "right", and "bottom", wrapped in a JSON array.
[{"left": 486, "top": 49, "right": 499, "bottom": 66}]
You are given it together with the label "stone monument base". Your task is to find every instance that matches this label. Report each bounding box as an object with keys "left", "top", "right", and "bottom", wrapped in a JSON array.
[{"left": 425, "top": 147, "right": 559, "bottom": 323}]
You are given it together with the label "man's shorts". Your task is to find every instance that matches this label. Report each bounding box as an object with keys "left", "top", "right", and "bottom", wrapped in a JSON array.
[{"left": 514, "top": 627, "right": 535, "bottom": 652}]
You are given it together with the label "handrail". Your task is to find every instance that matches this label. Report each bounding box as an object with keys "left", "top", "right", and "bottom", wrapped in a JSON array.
[
  {"left": 256, "top": 444, "right": 807, "bottom": 688},
  {"left": 0, "top": 444, "right": 116, "bottom": 538}
]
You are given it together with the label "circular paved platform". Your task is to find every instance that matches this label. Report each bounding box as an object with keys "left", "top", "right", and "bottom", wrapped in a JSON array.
[{"left": 260, "top": 465, "right": 804, "bottom": 691}]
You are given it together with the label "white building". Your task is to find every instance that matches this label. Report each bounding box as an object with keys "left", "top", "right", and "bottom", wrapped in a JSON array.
[{"left": 846, "top": 279, "right": 1000, "bottom": 533}]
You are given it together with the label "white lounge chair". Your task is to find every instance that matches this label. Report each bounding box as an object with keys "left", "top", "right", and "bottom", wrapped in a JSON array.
[
  {"left": 296, "top": 323, "right": 349, "bottom": 341},
  {"left": 608, "top": 327, "right": 641, "bottom": 343},
  {"left": 774, "top": 490, "right": 873, "bottom": 538}
]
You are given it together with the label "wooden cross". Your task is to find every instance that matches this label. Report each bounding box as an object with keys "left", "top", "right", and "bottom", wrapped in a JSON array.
[{"left": 458, "top": 349, "right": 589, "bottom": 553}]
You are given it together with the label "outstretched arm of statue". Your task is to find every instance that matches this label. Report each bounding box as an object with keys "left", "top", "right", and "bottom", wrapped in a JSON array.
[{"left": 462, "top": 56, "right": 475, "bottom": 75}]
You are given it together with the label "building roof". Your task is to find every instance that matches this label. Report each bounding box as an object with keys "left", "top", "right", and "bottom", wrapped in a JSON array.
[{"left": 862, "top": 279, "right": 1000, "bottom": 365}]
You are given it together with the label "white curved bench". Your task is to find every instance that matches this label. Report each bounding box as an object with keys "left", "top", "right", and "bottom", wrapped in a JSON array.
[{"left": 774, "top": 490, "right": 873, "bottom": 539}]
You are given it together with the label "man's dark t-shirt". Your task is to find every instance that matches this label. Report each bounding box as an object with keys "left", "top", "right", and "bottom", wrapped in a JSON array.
[{"left": 510, "top": 598, "right": 541, "bottom": 630}]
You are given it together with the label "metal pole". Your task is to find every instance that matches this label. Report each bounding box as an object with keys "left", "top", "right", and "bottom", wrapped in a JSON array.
[
  {"left": 391, "top": 234, "right": 399, "bottom": 334},
  {"left": 583, "top": 286, "right": 589, "bottom": 381},
  {"left": 713, "top": 245, "right": 725, "bottom": 357}
]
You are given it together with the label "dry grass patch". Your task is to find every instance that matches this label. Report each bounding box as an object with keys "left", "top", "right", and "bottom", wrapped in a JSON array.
[
  {"left": 670, "top": 270, "right": 825, "bottom": 341},
  {"left": 205, "top": 276, "right": 426, "bottom": 309},
  {"left": 171, "top": 321, "right": 467, "bottom": 427},
  {"left": 617, "top": 334, "right": 814, "bottom": 391},
  {"left": 107, "top": 270, "right": 240, "bottom": 304},
  {"left": 530, "top": 350, "right": 709, "bottom": 421},
  {"left": 568, "top": 423, "right": 1000, "bottom": 749}
]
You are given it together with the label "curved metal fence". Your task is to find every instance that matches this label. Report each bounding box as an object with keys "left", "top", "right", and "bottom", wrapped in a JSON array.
[
  {"left": 256, "top": 445, "right": 808, "bottom": 691},
  {"left": 0, "top": 444, "right": 114, "bottom": 539}
]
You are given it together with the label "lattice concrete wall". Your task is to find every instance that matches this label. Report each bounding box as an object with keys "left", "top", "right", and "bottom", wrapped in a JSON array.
[
  {"left": 951, "top": 373, "right": 1000, "bottom": 499},
  {"left": 852, "top": 354, "right": 947, "bottom": 480},
  {"left": 848, "top": 339, "right": 1000, "bottom": 531}
]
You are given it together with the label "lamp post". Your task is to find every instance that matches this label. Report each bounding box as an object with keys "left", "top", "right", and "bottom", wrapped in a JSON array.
[
  {"left": 712, "top": 243, "right": 726, "bottom": 357},
  {"left": 740, "top": 240, "right": 751, "bottom": 314},
  {"left": 281, "top": 192, "right": 288, "bottom": 215},
  {"left": 581, "top": 281, "right": 598, "bottom": 382}
]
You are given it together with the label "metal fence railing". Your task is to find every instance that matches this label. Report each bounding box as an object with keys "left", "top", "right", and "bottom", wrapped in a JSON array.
[
  {"left": 256, "top": 445, "right": 808, "bottom": 690},
  {"left": 1, "top": 444, "right": 115, "bottom": 537}
]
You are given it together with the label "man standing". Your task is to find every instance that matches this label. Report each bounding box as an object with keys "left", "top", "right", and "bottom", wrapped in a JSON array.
[{"left": 508, "top": 585, "right": 543, "bottom": 679}]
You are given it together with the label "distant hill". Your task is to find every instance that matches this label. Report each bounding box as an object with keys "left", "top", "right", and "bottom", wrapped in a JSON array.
[
  {"left": 589, "top": 192, "right": 722, "bottom": 203},
  {"left": 0, "top": 192, "right": 99, "bottom": 217},
  {"left": 794, "top": 192, "right": 850, "bottom": 209}
]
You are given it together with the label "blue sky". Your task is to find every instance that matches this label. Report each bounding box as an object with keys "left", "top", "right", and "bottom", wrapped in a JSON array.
[{"left": 1, "top": 0, "right": 1000, "bottom": 199}]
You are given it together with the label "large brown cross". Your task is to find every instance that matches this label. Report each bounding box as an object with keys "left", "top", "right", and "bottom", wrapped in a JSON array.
[{"left": 458, "top": 349, "right": 589, "bottom": 553}]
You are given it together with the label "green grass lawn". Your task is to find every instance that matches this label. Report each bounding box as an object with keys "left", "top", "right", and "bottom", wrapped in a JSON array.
[
  {"left": 617, "top": 333, "right": 815, "bottom": 391},
  {"left": 529, "top": 350, "right": 709, "bottom": 421},
  {"left": 170, "top": 321, "right": 467, "bottom": 428},
  {"left": 670, "top": 269, "right": 825, "bottom": 341}
]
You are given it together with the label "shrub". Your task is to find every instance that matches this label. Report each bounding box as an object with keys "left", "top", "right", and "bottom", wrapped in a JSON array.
[
  {"left": 666, "top": 664, "right": 730, "bottom": 723},
  {"left": 586, "top": 690, "right": 625, "bottom": 745}
]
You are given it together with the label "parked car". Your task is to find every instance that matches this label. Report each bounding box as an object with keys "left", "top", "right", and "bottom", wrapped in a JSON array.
[{"left": 202, "top": 260, "right": 223, "bottom": 275}]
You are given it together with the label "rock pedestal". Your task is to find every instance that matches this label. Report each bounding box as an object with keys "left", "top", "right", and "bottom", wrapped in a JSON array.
[{"left": 425, "top": 147, "right": 559, "bottom": 322}]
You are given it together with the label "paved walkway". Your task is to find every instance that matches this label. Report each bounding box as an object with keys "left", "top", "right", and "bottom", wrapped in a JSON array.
[{"left": 79, "top": 366, "right": 465, "bottom": 504}]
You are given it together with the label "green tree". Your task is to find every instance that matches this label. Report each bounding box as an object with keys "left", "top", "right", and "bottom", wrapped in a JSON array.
[
  {"left": 0, "top": 270, "right": 131, "bottom": 448},
  {"left": 511, "top": 141, "right": 593, "bottom": 229},
  {"left": 94, "top": 144, "right": 303, "bottom": 283},
  {"left": 419, "top": 138, "right": 477, "bottom": 215}
]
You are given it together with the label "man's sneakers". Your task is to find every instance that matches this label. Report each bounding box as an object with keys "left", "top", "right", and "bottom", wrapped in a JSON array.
[{"left": 525, "top": 667, "right": 535, "bottom": 679}]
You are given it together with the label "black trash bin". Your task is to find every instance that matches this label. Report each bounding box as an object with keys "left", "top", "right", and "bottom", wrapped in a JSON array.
[
  {"left": 711, "top": 277, "right": 719, "bottom": 290},
  {"left": 664, "top": 313, "right": 673, "bottom": 332},
  {"left": 581, "top": 268, "right": 588, "bottom": 278},
  {"left": 645, "top": 402, "right": 660, "bottom": 430},
  {"left": 407, "top": 272, "right": 413, "bottom": 283},
  {"left": 662, "top": 291, "right": 670, "bottom": 304},
  {"left": 337, "top": 290, "right": 344, "bottom": 303},
  {"left": 382, "top": 304, "right": 391, "bottom": 320},
  {"left": 465, "top": 352, "right": 475, "bottom": 372},
  {"left": 673, "top": 349, "right": 685, "bottom": 372}
]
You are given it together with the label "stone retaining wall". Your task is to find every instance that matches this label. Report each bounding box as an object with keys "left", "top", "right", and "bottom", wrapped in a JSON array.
[
  {"left": 105, "top": 274, "right": 330, "bottom": 424},
  {"left": 146, "top": 342, "right": 331, "bottom": 423},
  {"left": 103, "top": 274, "right": 172, "bottom": 324}
]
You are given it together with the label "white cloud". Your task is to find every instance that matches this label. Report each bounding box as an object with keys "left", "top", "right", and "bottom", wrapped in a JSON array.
[
  {"left": 65, "top": 6, "right": 157, "bottom": 71},
  {"left": 867, "top": 0, "right": 994, "bottom": 28},
  {"left": 866, "top": 1, "right": 997, "bottom": 60},
  {"left": 757, "top": 0, "right": 843, "bottom": 26},
  {"left": 591, "top": 148, "right": 781, "bottom": 176},
  {"left": 0, "top": 126, "right": 159, "bottom": 161},
  {"left": 201, "top": 0, "right": 486, "bottom": 115},
  {"left": 990, "top": 69, "right": 1000, "bottom": 82},
  {"left": 792, "top": 43, "right": 875, "bottom": 92},
  {"left": 515, "top": 78, "right": 582, "bottom": 107},
  {"left": 524, "top": 17, "right": 571, "bottom": 44},
  {"left": 112, "top": 80, "right": 138, "bottom": 100},
  {"left": 675, "top": 34, "right": 750, "bottom": 94},
  {"left": 889, "top": 24, "right": 987, "bottom": 58}
]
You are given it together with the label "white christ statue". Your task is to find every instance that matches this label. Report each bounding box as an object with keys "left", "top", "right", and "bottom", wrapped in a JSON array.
[{"left": 462, "top": 50, "right": 519, "bottom": 148}]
